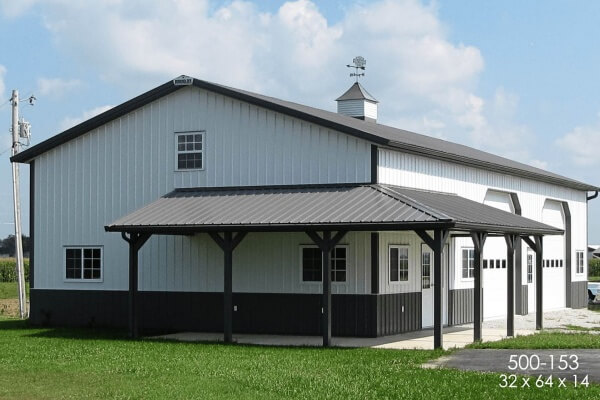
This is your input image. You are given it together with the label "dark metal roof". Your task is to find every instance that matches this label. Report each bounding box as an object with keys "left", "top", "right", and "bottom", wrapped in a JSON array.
[
  {"left": 335, "top": 82, "right": 378, "bottom": 103},
  {"left": 12, "top": 76, "right": 598, "bottom": 192},
  {"left": 104, "top": 183, "right": 562, "bottom": 235}
]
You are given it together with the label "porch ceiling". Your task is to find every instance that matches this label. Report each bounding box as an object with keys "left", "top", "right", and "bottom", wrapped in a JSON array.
[{"left": 104, "top": 183, "right": 562, "bottom": 236}]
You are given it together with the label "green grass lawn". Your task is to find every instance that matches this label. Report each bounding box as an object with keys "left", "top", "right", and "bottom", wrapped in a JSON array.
[
  {"left": 589, "top": 276, "right": 600, "bottom": 282},
  {"left": 0, "top": 318, "right": 597, "bottom": 399},
  {"left": 0, "top": 282, "right": 30, "bottom": 299}
]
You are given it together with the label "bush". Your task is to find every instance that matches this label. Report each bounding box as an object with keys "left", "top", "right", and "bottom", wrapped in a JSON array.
[
  {"left": 0, "top": 258, "right": 30, "bottom": 282},
  {"left": 590, "top": 258, "right": 600, "bottom": 278}
]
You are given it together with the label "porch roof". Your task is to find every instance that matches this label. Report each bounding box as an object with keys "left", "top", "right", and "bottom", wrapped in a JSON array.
[{"left": 104, "top": 183, "right": 562, "bottom": 236}]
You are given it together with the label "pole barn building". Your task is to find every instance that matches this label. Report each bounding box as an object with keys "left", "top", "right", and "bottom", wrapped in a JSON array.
[{"left": 12, "top": 76, "right": 598, "bottom": 348}]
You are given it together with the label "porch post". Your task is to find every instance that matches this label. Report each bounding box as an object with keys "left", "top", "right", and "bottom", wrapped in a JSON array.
[
  {"left": 322, "top": 231, "right": 332, "bottom": 347},
  {"left": 209, "top": 231, "right": 248, "bottom": 343},
  {"left": 223, "top": 232, "right": 234, "bottom": 343},
  {"left": 121, "top": 232, "right": 151, "bottom": 338},
  {"left": 471, "top": 231, "right": 487, "bottom": 342},
  {"left": 504, "top": 234, "right": 517, "bottom": 337},
  {"left": 415, "top": 229, "right": 449, "bottom": 350},
  {"left": 305, "top": 230, "right": 347, "bottom": 347},
  {"left": 535, "top": 235, "right": 544, "bottom": 330}
]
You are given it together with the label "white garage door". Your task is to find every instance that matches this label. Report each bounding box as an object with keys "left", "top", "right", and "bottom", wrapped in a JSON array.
[
  {"left": 482, "top": 191, "right": 513, "bottom": 320},
  {"left": 542, "top": 200, "right": 566, "bottom": 311}
]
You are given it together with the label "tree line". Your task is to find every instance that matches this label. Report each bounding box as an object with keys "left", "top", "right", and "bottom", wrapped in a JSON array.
[{"left": 0, "top": 235, "right": 30, "bottom": 257}]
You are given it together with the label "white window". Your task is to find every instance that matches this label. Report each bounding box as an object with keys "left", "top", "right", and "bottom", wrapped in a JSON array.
[
  {"left": 462, "top": 248, "right": 475, "bottom": 279},
  {"left": 421, "top": 246, "right": 431, "bottom": 289},
  {"left": 527, "top": 252, "right": 533, "bottom": 284},
  {"left": 576, "top": 251, "right": 584, "bottom": 274},
  {"left": 64, "top": 247, "right": 103, "bottom": 281},
  {"left": 300, "top": 245, "right": 347, "bottom": 283},
  {"left": 389, "top": 245, "right": 409, "bottom": 282},
  {"left": 176, "top": 131, "right": 204, "bottom": 170}
]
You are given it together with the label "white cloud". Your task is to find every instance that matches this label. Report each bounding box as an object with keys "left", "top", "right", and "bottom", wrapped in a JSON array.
[
  {"left": 4, "top": 0, "right": 546, "bottom": 169},
  {"left": 59, "top": 105, "right": 113, "bottom": 131},
  {"left": 37, "top": 77, "right": 81, "bottom": 98},
  {"left": 556, "top": 115, "right": 600, "bottom": 166},
  {"left": 0, "top": 0, "right": 37, "bottom": 17}
]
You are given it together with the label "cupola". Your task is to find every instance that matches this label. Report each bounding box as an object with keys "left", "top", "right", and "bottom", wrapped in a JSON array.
[{"left": 335, "top": 81, "right": 378, "bottom": 122}]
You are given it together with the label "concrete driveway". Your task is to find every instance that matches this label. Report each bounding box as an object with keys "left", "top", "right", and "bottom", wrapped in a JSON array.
[{"left": 424, "top": 349, "right": 600, "bottom": 383}]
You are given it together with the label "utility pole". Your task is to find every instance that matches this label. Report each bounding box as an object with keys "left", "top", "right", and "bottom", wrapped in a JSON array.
[{"left": 10, "top": 89, "right": 27, "bottom": 319}]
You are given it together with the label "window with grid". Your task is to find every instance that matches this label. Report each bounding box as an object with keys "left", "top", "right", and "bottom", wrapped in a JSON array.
[
  {"left": 527, "top": 253, "right": 533, "bottom": 283},
  {"left": 390, "top": 246, "right": 409, "bottom": 282},
  {"left": 176, "top": 132, "right": 203, "bottom": 170},
  {"left": 576, "top": 251, "right": 584, "bottom": 274},
  {"left": 65, "top": 247, "right": 102, "bottom": 280},
  {"left": 301, "top": 246, "right": 347, "bottom": 282},
  {"left": 421, "top": 249, "right": 431, "bottom": 289},
  {"left": 462, "top": 248, "right": 474, "bottom": 279}
]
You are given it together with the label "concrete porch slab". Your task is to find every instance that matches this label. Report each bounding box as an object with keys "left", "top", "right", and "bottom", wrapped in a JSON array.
[{"left": 150, "top": 326, "right": 536, "bottom": 350}]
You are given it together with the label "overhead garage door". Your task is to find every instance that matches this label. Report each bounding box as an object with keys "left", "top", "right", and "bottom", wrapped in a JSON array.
[
  {"left": 482, "top": 191, "right": 513, "bottom": 319},
  {"left": 542, "top": 200, "right": 566, "bottom": 311}
]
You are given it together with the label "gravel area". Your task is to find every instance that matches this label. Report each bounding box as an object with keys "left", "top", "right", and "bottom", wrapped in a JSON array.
[{"left": 482, "top": 308, "right": 600, "bottom": 330}]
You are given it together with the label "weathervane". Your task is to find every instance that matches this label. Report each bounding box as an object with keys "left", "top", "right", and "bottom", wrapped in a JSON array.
[{"left": 347, "top": 56, "right": 366, "bottom": 82}]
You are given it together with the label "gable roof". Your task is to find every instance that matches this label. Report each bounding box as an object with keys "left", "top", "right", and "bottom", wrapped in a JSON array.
[
  {"left": 335, "top": 82, "right": 378, "bottom": 103},
  {"left": 12, "top": 76, "right": 598, "bottom": 192},
  {"left": 104, "top": 183, "right": 562, "bottom": 235}
]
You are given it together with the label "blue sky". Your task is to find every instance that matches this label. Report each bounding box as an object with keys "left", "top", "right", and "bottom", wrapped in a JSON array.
[{"left": 0, "top": 0, "right": 599, "bottom": 241}]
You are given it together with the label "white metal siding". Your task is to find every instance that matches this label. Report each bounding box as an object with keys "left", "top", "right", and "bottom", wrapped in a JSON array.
[
  {"left": 364, "top": 101, "right": 377, "bottom": 120},
  {"left": 379, "top": 148, "right": 588, "bottom": 315},
  {"left": 32, "top": 86, "right": 372, "bottom": 292},
  {"left": 542, "top": 200, "right": 566, "bottom": 310},
  {"left": 379, "top": 231, "right": 423, "bottom": 294},
  {"left": 482, "top": 191, "right": 513, "bottom": 319}
]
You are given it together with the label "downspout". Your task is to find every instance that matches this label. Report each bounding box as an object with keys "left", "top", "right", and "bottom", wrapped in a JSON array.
[{"left": 587, "top": 191, "right": 598, "bottom": 201}]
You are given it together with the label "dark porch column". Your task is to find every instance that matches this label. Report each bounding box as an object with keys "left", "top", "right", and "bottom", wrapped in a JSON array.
[
  {"left": 522, "top": 235, "right": 544, "bottom": 330},
  {"left": 415, "top": 229, "right": 449, "bottom": 350},
  {"left": 471, "top": 231, "right": 487, "bottom": 342},
  {"left": 504, "top": 234, "right": 517, "bottom": 337},
  {"left": 306, "top": 230, "right": 347, "bottom": 347},
  {"left": 535, "top": 236, "right": 544, "bottom": 330},
  {"left": 209, "top": 231, "right": 247, "bottom": 343},
  {"left": 121, "top": 232, "right": 151, "bottom": 338}
]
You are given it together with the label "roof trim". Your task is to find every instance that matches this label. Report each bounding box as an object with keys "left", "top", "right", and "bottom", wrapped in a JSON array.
[
  {"left": 104, "top": 183, "right": 563, "bottom": 236},
  {"left": 11, "top": 76, "right": 599, "bottom": 191}
]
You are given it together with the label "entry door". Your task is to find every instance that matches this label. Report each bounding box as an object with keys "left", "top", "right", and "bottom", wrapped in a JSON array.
[
  {"left": 421, "top": 244, "right": 449, "bottom": 328},
  {"left": 527, "top": 249, "right": 535, "bottom": 312},
  {"left": 421, "top": 244, "right": 434, "bottom": 327}
]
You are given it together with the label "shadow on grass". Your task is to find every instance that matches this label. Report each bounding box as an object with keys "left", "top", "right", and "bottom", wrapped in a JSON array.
[{"left": 0, "top": 318, "right": 130, "bottom": 341}]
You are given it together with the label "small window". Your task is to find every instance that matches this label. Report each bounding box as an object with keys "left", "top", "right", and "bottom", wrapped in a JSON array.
[
  {"left": 390, "top": 246, "right": 409, "bottom": 282},
  {"left": 496, "top": 259, "right": 501, "bottom": 269},
  {"left": 176, "top": 132, "right": 204, "bottom": 170},
  {"left": 527, "top": 253, "right": 533, "bottom": 284},
  {"left": 489, "top": 259, "right": 494, "bottom": 269},
  {"left": 483, "top": 259, "right": 488, "bottom": 269},
  {"left": 576, "top": 251, "right": 584, "bottom": 274},
  {"left": 462, "top": 248, "right": 475, "bottom": 279},
  {"left": 502, "top": 260, "right": 506, "bottom": 269},
  {"left": 421, "top": 247, "right": 431, "bottom": 289},
  {"left": 559, "top": 259, "right": 563, "bottom": 268},
  {"left": 301, "top": 246, "right": 347, "bottom": 282},
  {"left": 65, "top": 247, "right": 102, "bottom": 281}
]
